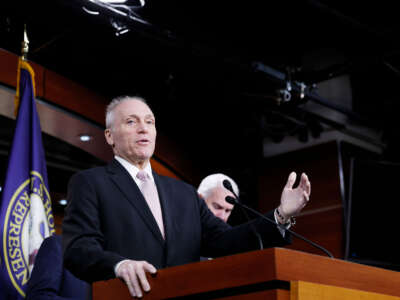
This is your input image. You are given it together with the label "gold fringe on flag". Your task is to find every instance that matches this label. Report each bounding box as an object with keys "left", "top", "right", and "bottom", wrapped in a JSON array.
[{"left": 14, "top": 58, "right": 36, "bottom": 117}]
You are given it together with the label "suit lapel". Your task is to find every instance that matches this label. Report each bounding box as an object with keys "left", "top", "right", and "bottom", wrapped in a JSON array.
[{"left": 107, "top": 159, "right": 165, "bottom": 245}]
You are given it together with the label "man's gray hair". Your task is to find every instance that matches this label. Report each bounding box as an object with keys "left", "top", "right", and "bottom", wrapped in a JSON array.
[
  {"left": 197, "top": 173, "right": 239, "bottom": 199},
  {"left": 105, "top": 95, "right": 147, "bottom": 129}
]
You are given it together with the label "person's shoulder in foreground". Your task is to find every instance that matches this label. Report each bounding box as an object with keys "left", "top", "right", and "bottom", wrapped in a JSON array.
[{"left": 26, "top": 234, "right": 91, "bottom": 300}]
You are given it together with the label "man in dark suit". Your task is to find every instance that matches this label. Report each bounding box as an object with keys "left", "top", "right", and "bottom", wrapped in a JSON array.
[
  {"left": 62, "top": 96, "right": 311, "bottom": 298},
  {"left": 26, "top": 235, "right": 91, "bottom": 300}
]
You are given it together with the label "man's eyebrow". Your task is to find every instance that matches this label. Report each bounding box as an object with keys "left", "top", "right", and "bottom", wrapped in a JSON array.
[
  {"left": 126, "top": 114, "right": 139, "bottom": 119},
  {"left": 126, "top": 114, "right": 155, "bottom": 119}
]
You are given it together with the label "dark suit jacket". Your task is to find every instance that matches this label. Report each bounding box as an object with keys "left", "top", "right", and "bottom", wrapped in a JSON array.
[
  {"left": 62, "top": 159, "right": 289, "bottom": 282},
  {"left": 26, "top": 235, "right": 91, "bottom": 300}
]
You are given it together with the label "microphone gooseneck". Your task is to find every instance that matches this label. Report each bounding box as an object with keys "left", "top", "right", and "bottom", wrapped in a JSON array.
[
  {"left": 222, "top": 180, "right": 264, "bottom": 250},
  {"left": 224, "top": 196, "right": 334, "bottom": 258}
]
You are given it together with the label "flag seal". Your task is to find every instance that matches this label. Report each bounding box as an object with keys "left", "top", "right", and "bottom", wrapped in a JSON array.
[{"left": 2, "top": 171, "right": 54, "bottom": 297}]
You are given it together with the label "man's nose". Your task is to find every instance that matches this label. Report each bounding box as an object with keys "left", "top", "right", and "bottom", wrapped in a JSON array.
[
  {"left": 216, "top": 211, "right": 224, "bottom": 219},
  {"left": 137, "top": 121, "right": 149, "bottom": 133},
  {"left": 216, "top": 211, "right": 227, "bottom": 222},
  {"left": 222, "top": 214, "right": 228, "bottom": 222}
]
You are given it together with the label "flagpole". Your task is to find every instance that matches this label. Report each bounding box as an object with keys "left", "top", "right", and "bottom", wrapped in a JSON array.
[
  {"left": 0, "top": 24, "right": 55, "bottom": 299},
  {"left": 15, "top": 25, "right": 36, "bottom": 117},
  {"left": 21, "top": 24, "right": 29, "bottom": 61}
]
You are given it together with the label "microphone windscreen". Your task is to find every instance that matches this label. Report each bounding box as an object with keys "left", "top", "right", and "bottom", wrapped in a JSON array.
[
  {"left": 223, "top": 179, "right": 233, "bottom": 192},
  {"left": 225, "top": 196, "right": 237, "bottom": 205}
]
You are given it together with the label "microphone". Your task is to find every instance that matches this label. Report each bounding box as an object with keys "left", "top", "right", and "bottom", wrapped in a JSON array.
[
  {"left": 223, "top": 180, "right": 237, "bottom": 198},
  {"left": 222, "top": 180, "right": 333, "bottom": 258},
  {"left": 222, "top": 180, "right": 264, "bottom": 250},
  {"left": 225, "top": 196, "right": 333, "bottom": 258}
]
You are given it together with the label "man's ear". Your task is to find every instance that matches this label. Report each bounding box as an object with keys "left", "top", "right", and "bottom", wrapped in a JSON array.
[{"left": 104, "top": 128, "right": 114, "bottom": 147}]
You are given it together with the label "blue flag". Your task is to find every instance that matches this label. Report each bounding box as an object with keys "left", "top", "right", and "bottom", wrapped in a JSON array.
[{"left": 0, "top": 59, "right": 55, "bottom": 299}]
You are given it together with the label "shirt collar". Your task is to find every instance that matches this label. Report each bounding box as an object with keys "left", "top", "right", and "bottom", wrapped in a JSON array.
[{"left": 114, "top": 156, "right": 154, "bottom": 181}]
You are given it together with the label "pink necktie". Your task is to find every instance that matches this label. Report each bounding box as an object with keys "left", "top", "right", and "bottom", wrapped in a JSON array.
[{"left": 136, "top": 171, "right": 165, "bottom": 239}]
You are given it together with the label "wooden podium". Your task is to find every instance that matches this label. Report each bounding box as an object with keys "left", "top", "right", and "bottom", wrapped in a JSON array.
[{"left": 93, "top": 248, "right": 400, "bottom": 299}]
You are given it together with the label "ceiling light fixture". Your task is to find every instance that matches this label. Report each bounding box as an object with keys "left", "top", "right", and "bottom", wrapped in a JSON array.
[
  {"left": 97, "top": 0, "right": 127, "bottom": 3},
  {"left": 59, "top": 199, "right": 68, "bottom": 206},
  {"left": 111, "top": 19, "right": 130, "bottom": 36},
  {"left": 82, "top": 6, "right": 100, "bottom": 15},
  {"left": 79, "top": 134, "right": 92, "bottom": 142},
  {"left": 115, "top": 28, "right": 130, "bottom": 36}
]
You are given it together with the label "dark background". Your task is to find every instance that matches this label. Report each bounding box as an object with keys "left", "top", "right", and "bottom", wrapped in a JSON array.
[{"left": 1, "top": 0, "right": 400, "bottom": 266}]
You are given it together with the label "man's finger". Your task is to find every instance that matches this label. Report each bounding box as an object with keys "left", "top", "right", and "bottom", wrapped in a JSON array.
[
  {"left": 299, "top": 173, "right": 307, "bottom": 188},
  {"left": 143, "top": 262, "right": 157, "bottom": 274},
  {"left": 128, "top": 266, "right": 143, "bottom": 298},
  {"left": 303, "top": 190, "right": 309, "bottom": 199},
  {"left": 285, "top": 172, "right": 297, "bottom": 189},
  {"left": 300, "top": 173, "right": 311, "bottom": 195},
  {"left": 136, "top": 265, "right": 151, "bottom": 293},
  {"left": 121, "top": 272, "right": 136, "bottom": 298},
  {"left": 116, "top": 262, "right": 137, "bottom": 297},
  {"left": 306, "top": 179, "right": 311, "bottom": 196}
]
